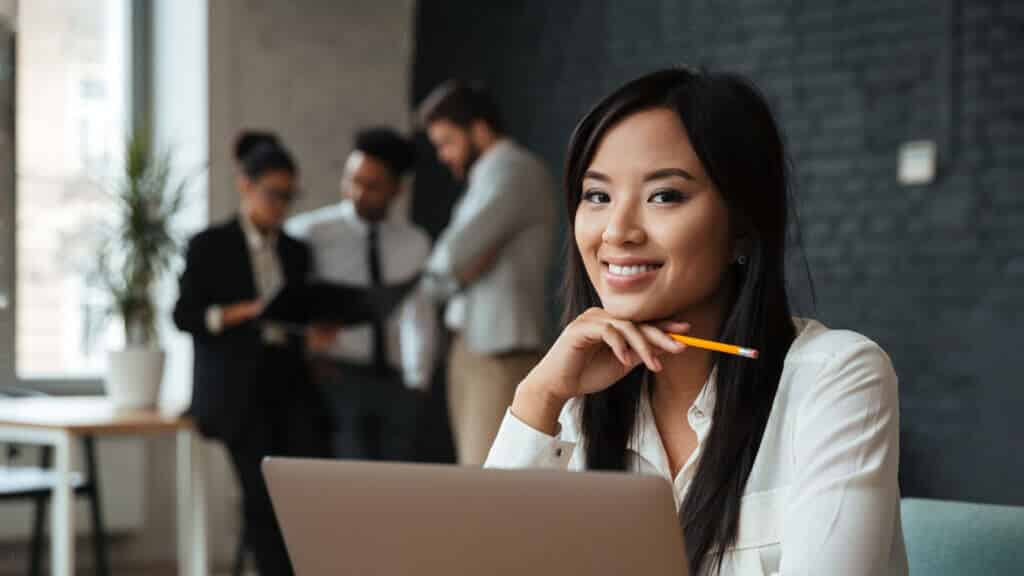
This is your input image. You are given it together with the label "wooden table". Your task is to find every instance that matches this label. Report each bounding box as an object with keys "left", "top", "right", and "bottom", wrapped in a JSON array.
[{"left": 0, "top": 397, "right": 207, "bottom": 576}]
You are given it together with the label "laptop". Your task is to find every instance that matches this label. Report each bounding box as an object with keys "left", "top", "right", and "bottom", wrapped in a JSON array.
[{"left": 263, "top": 457, "right": 689, "bottom": 576}]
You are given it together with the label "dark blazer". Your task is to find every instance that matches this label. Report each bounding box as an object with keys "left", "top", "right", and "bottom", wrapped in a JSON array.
[{"left": 173, "top": 217, "right": 315, "bottom": 449}]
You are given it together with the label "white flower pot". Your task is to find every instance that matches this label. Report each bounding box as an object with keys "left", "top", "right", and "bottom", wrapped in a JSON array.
[{"left": 105, "top": 347, "right": 165, "bottom": 409}]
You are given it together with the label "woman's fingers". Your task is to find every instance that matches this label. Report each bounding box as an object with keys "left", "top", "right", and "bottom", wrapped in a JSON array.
[
  {"left": 609, "top": 319, "right": 664, "bottom": 372},
  {"left": 572, "top": 314, "right": 634, "bottom": 368},
  {"left": 639, "top": 323, "right": 687, "bottom": 355},
  {"left": 572, "top": 309, "right": 695, "bottom": 374},
  {"left": 597, "top": 322, "right": 633, "bottom": 367},
  {"left": 655, "top": 320, "right": 691, "bottom": 335}
]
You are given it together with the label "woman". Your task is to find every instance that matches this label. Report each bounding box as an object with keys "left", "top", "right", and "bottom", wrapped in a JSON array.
[
  {"left": 175, "top": 142, "right": 326, "bottom": 575},
  {"left": 485, "top": 68, "right": 908, "bottom": 575}
]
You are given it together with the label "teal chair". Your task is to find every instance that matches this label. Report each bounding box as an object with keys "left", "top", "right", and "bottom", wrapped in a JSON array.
[{"left": 901, "top": 498, "right": 1024, "bottom": 575}]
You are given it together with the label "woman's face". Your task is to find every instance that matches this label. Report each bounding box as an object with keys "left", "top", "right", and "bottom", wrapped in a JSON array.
[
  {"left": 242, "top": 169, "right": 297, "bottom": 231},
  {"left": 574, "top": 107, "right": 734, "bottom": 323}
]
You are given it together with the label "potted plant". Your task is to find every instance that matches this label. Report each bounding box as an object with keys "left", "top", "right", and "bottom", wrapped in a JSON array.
[{"left": 93, "top": 130, "right": 188, "bottom": 408}]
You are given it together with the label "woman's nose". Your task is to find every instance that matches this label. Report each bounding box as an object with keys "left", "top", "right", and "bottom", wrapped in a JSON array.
[{"left": 601, "top": 202, "right": 645, "bottom": 246}]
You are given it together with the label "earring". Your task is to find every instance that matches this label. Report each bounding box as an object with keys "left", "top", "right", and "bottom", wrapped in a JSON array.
[{"left": 735, "top": 254, "right": 748, "bottom": 265}]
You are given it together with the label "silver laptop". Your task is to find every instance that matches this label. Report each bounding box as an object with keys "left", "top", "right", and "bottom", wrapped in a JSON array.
[{"left": 263, "top": 458, "right": 689, "bottom": 576}]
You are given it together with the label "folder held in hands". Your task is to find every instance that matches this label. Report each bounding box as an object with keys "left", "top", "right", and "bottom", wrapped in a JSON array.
[{"left": 260, "top": 275, "right": 420, "bottom": 328}]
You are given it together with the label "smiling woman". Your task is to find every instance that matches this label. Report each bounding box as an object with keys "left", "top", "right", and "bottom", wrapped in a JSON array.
[
  {"left": 485, "top": 68, "right": 908, "bottom": 576},
  {"left": 576, "top": 107, "right": 733, "bottom": 324}
]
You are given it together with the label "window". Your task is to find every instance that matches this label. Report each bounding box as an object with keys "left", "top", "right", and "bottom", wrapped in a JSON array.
[{"left": 6, "top": 0, "right": 133, "bottom": 383}]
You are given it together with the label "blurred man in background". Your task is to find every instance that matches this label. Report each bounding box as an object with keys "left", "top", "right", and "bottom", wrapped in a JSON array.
[
  {"left": 289, "top": 127, "right": 437, "bottom": 462},
  {"left": 417, "top": 80, "right": 555, "bottom": 466}
]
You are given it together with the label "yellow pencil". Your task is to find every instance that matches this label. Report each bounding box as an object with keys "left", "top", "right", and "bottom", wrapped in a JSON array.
[{"left": 668, "top": 333, "right": 759, "bottom": 359}]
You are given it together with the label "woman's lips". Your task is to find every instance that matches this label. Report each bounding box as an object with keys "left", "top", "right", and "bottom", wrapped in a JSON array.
[{"left": 602, "top": 261, "right": 663, "bottom": 290}]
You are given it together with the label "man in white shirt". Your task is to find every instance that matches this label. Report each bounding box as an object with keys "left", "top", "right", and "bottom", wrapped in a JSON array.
[
  {"left": 417, "top": 81, "right": 555, "bottom": 465},
  {"left": 288, "top": 128, "right": 437, "bottom": 461}
]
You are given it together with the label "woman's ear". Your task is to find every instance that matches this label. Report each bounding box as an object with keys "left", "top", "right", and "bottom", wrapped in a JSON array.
[{"left": 731, "top": 235, "right": 752, "bottom": 265}]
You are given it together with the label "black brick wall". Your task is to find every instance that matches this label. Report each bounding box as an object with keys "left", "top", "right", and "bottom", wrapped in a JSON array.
[{"left": 412, "top": 0, "right": 1024, "bottom": 504}]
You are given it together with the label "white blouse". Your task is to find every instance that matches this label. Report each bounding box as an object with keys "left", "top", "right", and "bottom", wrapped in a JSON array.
[{"left": 485, "top": 319, "right": 908, "bottom": 576}]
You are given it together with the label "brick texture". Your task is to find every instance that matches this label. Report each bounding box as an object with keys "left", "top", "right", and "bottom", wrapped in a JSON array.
[{"left": 413, "top": 0, "right": 1024, "bottom": 504}]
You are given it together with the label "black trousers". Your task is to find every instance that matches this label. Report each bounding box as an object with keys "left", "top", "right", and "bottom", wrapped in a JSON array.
[
  {"left": 225, "top": 352, "right": 328, "bottom": 576},
  {"left": 226, "top": 444, "right": 291, "bottom": 576},
  {"left": 316, "top": 360, "right": 423, "bottom": 462}
]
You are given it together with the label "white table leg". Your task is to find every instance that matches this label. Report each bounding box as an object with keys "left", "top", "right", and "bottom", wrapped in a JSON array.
[
  {"left": 177, "top": 429, "right": 208, "bottom": 576},
  {"left": 51, "top": 431, "right": 74, "bottom": 576}
]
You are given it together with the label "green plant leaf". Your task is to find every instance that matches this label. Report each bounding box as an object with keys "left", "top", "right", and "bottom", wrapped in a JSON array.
[{"left": 89, "top": 127, "right": 200, "bottom": 347}]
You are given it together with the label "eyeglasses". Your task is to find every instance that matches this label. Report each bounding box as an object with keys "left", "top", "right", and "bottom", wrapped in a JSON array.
[{"left": 258, "top": 185, "right": 300, "bottom": 206}]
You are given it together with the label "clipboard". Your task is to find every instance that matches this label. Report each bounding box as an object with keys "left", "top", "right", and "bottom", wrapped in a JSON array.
[{"left": 260, "top": 276, "right": 420, "bottom": 327}]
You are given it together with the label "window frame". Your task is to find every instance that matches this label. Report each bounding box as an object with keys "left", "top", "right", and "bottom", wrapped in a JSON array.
[{"left": 0, "top": 0, "right": 150, "bottom": 395}]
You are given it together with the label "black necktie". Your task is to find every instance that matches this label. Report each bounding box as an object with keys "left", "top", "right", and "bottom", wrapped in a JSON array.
[{"left": 368, "top": 224, "right": 387, "bottom": 372}]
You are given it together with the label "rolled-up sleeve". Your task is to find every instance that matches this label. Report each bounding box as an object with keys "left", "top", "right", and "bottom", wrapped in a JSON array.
[
  {"left": 399, "top": 284, "right": 437, "bottom": 391},
  {"left": 423, "top": 164, "right": 541, "bottom": 297},
  {"left": 484, "top": 409, "right": 575, "bottom": 470},
  {"left": 781, "top": 340, "right": 904, "bottom": 575},
  {"left": 205, "top": 305, "right": 225, "bottom": 334}
]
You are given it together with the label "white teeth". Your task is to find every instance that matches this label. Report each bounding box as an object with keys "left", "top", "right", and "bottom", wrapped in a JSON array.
[{"left": 608, "top": 263, "right": 659, "bottom": 276}]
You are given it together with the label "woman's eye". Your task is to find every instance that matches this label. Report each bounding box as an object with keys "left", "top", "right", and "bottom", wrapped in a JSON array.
[
  {"left": 582, "top": 190, "right": 611, "bottom": 204},
  {"left": 649, "top": 189, "right": 687, "bottom": 204}
]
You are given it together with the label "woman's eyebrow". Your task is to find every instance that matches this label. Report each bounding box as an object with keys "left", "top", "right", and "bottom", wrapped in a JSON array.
[
  {"left": 644, "top": 167, "right": 695, "bottom": 182},
  {"left": 583, "top": 167, "right": 696, "bottom": 183}
]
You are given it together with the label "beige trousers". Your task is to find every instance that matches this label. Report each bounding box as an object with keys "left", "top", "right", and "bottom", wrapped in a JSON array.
[{"left": 447, "top": 335, "right": 541, "bottom": 466}]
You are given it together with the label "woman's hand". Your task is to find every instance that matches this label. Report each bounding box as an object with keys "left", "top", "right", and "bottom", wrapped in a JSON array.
[
  {"left": 222, "top": 299, "right": 264, "bottom": 328},
  {"left": 511, "top": 307, "right": 690, "bottom": 434},
  {"left": 306, "top": 324, "right": 341, "bottom": 354}
]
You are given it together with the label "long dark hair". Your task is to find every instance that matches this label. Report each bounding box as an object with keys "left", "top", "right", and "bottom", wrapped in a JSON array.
[{"left": 563, "top": 68, "right": 798, "bottom": 574}]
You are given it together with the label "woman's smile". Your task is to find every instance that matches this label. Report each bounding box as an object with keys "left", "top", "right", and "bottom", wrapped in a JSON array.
[{"left": 601, "top": 256, "right": 664, "bottom": 290}]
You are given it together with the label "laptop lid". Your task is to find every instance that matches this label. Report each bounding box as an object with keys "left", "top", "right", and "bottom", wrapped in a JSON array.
[{"left": 264, "top": 457, "right": 688, "bottom": 576}]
